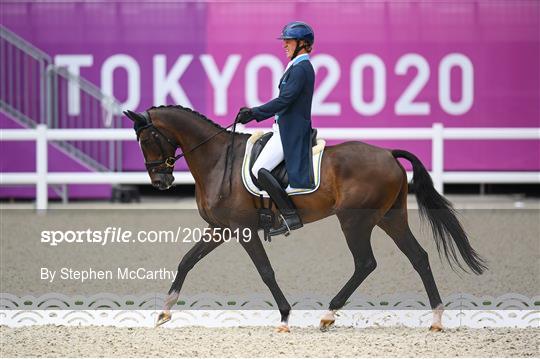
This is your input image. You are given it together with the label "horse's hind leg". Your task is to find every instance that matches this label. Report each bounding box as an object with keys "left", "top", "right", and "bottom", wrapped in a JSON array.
[
  {"left": 378, "top": 199, "right": 445, "bottom": 331},
  {"left": 321, "top": 211, "right": 377, "bottom": 331}
]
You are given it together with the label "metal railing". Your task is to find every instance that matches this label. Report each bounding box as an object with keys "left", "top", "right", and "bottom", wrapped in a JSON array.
[
  {"left": 0, "top": 25, "right": 123, "bottom": 172},
  {"left": 1, "top": 123, "right": 539, "bottom": 210},
  {"left": 45, "top": 66, "right": 123, "bottom": 171},
  {"left": 0, "top": 26, "right": 50, "bottom": 127}
]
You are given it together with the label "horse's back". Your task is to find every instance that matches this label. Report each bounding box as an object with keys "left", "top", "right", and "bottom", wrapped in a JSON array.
[
  {"left": 323, "top": 140, "right": 401, "bottom": 175},
  {"left": 321, "top": 141, "right": 405, "bottom": 209}
]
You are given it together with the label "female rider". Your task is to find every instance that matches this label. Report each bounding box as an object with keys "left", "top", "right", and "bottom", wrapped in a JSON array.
[{"left": 236, "top": 21, "right": 316, "bottom": 236}]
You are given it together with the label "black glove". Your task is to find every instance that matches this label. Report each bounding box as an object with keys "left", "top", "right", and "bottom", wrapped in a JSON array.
[{"left": 235, "top": 107, "right": 254, "bottom": 124}]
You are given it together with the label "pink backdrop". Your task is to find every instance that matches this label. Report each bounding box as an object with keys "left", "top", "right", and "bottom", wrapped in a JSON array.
[{"left": 1, "top": 1, "right": 539, "bottom": 198}]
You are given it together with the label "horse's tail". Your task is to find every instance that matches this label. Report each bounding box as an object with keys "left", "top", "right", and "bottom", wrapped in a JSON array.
[{"left": 392, "top": 150, "right": 487, "bottom": 275}]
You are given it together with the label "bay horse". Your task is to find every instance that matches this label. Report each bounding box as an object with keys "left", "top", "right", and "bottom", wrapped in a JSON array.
[{"left": 124, "top": 105, "right": 486, "bottom": 332}]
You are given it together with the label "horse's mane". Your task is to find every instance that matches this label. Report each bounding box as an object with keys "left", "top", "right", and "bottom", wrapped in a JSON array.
[{"left": 148, "top": 105, "right": 225, "bottom": 131}]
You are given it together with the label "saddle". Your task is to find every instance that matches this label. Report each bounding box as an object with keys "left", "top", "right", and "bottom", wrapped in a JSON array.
[{"left": 249, "top": 129, "right": 318, "bottom": 189}]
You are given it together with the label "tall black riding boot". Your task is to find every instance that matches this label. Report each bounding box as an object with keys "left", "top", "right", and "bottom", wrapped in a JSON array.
[{"left": 257, "top": 168, "right": 303, "bottom": 236}]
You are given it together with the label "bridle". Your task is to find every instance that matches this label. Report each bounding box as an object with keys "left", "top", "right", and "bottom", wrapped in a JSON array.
[
  {"left": 136, "top": 111, "right": 236, "bottom": 174},
  {"left": 136, "top": 119, "right": 179, "bottom": 174}
]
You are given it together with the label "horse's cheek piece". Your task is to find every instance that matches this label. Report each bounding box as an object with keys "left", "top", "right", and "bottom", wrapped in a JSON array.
[{"left": 165, "top": 157, "right": 176, "bottom": 168}]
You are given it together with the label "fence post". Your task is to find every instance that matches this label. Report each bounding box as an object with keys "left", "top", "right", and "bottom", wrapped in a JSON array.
[
  {"left": 432, "top": 123, "right": 444, "bottom": 194},
  {"left": 36, "top": 124, "right": 48, "bottom": 211}
]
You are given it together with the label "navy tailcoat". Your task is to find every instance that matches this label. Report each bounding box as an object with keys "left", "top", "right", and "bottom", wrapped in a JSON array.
[{"left": 251, "top": 59, "right": 315, "bottom": 188}]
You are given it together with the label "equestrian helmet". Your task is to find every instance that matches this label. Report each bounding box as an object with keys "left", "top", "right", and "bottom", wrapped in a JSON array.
[{"left": 278, "top": 21, "right": 315, "bottom": 45}]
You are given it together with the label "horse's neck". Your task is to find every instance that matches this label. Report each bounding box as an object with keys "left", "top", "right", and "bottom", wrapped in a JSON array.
[
  {"left": 174, "top": 116, "right": 221, "bottom": 151},
  {"left": 171, "top": 114, "right": 230, "bottom": 185}
]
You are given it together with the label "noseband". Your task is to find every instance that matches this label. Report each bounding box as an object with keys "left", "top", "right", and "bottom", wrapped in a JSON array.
[{"left": 135, "top": 111, "right": 237, "bottom": 174}]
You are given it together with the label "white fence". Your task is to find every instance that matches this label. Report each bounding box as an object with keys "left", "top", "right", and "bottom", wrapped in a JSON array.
[
  {"left": 2, "top": 293, "right": 538, "bottom": 328},
  {"left": 1, "top": 123, "right": 539, "bottom": 210}
]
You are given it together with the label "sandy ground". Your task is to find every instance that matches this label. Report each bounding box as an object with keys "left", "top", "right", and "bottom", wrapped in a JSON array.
[
  {"left": 1, "top": 325, "right": 539, "bottom": 357},
  {"left": 1, "top": 196, "right": 539, "bottom": 357}
]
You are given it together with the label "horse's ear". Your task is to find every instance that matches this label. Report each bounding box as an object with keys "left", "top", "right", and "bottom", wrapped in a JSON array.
[
  {"left": 123, "top": 110, "right": 137, "bottom": 121},
  {"left": 124, "top": 110, "right": 147, "bottom": 125}
]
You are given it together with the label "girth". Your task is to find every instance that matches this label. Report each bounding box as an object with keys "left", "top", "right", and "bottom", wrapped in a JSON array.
[{"left": 249, "top": 129, "right": 318, "bottom": 189}]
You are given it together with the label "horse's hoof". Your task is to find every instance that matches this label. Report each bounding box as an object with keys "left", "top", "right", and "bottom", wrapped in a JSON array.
[
  {"left": 155, "top": 312, "right": 171, "bottom": 327},
  {"left": 319, "top": 319, "right": 335, "bottom": 332},
  {"left": 275, "top": 324, "right": 290, "bottom": 333},
  {"left": 429, "top": 324, "right": 443, "bottom": 332}
]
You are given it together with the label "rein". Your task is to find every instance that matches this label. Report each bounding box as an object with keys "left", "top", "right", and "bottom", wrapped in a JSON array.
[{"left": 137, "top": 111, "right": 237, "bottom": 174}]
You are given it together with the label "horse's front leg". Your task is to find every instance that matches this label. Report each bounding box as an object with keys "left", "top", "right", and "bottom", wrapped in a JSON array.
[
  {"left": 156, "top": 226, "right": 224, "bottom": 327},
  {"left": 239, "top": 227, "right": 292, "bottom": 333}
]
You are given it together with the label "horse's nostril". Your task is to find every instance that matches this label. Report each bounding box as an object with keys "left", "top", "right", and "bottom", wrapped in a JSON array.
[{"left": 152, "top": 180, "right": 161, "bottom": 188}]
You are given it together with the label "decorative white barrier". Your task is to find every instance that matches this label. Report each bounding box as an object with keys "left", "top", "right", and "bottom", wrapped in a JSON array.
[
  {"left": 1, "top": 293, "right": 538, "bottom": 328},
  {"left": 1, "top": 124, "right": 539, "bottom": 210}
]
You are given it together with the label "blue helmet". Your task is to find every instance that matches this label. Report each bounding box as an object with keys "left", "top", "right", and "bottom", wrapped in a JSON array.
[{"left": 278, "top": 21, "right": 314, "bottom": 45}]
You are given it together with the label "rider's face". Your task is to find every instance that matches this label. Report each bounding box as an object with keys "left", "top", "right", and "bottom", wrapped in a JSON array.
[{"left": 283, "top": 39, "right": 297, "bottom": 59}]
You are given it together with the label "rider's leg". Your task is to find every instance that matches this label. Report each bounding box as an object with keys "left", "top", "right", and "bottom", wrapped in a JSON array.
[
  {"left": 251, "top": 123, "right": 302, "bottom": 236},
  {"left": 257, "top": 168, "right": 303, "bottom": 236},
  {"left": 251, "top": 123, "right": 285, "bottom": 179}
]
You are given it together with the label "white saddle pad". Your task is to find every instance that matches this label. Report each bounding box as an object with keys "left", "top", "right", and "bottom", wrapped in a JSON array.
[{"left": 241, "top": 131, "right": 326, "bottom": 197}]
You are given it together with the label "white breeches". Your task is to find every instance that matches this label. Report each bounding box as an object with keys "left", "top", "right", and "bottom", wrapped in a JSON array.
[{"left": 251, "top": 123, "right": 284, "bottom": 179}]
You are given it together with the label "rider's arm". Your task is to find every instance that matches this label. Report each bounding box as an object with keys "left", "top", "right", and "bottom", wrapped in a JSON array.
[{"left": 251, "top": 66, "right": 306, "bottom": 122}]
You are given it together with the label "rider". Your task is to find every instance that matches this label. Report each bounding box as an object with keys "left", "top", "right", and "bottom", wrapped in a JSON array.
[{"left": 236, "top": 21, "right": 316, "bottom": 236}]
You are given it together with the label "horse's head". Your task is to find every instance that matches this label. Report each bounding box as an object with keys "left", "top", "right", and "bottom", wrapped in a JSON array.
[{"left": 124, "top": 110, "right": 177, "bottom": 190}]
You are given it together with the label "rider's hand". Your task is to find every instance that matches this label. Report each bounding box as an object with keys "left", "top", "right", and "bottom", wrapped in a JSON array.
[{"left": 235, "top": 107, "right": 254, "bottom": 124}]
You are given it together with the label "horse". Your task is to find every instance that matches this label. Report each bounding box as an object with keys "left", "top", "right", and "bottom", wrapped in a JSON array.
[{"left": 124, "top": 105, "right": 486, "bottom": 333}]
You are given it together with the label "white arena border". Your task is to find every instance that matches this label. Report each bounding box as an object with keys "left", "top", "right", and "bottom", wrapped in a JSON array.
[{"left": 1, "top": 292, "right": 538, "bottom": 328}]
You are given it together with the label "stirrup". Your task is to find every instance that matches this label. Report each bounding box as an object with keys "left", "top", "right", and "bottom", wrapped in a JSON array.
[
  {"left": 274, "top": 214, "right": 291, "bottom": 237},
  {"left": 279, "top": 214, "right": 292, "bottom": 237},
  {"left": 268, "top": 214, "right": 302, "bottom": 237}
]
